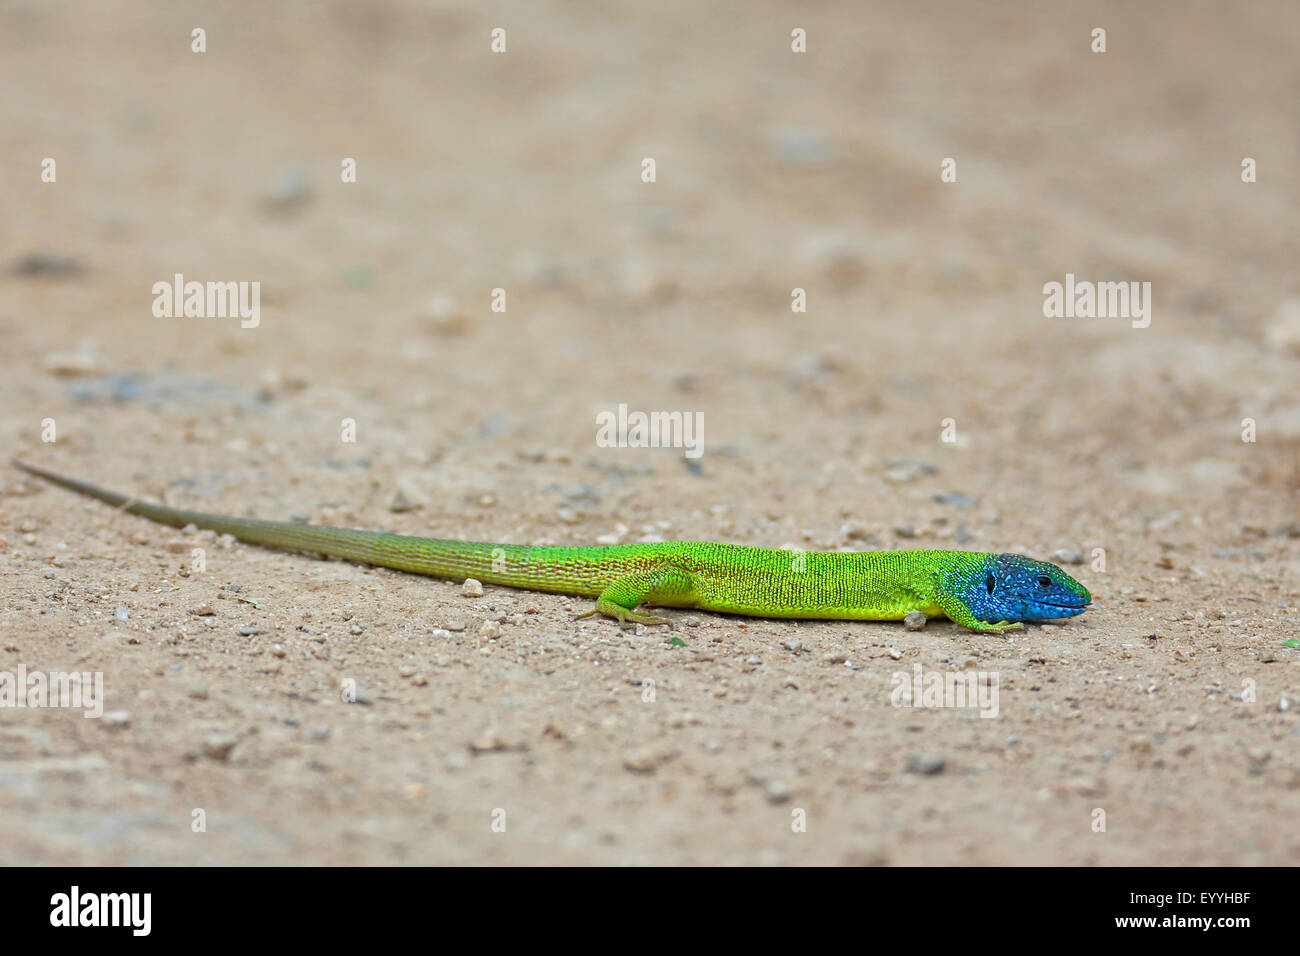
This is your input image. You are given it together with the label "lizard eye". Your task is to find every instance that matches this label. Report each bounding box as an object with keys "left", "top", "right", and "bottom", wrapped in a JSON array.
[
  {"left": 1037, "top": 576, "right": 1052, "bottom": 588},
  {"left": 986, "top": 573, "right": 996, "bottom": 595}
]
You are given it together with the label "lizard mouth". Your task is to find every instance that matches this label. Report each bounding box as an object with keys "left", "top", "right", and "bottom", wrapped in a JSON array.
[
  {"left": 1015, "top": 595, "right": 1091, "bottom": 609},
  {"left": 1038, "top": 598, "right": 1091, "bottom": 609}
]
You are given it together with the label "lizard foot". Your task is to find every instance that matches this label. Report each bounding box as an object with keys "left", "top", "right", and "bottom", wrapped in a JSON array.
[{"left": 576, "top": 602, "right": 672, "bottom": 628}]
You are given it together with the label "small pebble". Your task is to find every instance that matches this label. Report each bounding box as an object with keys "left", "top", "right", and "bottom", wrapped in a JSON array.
[
  {"left": 623, "top": 747, "right": 677, "bottom": 774},
  {"left": 13, "top": 251, "right": 85, "bottom": 277},
  {"left": 1071, "top": 777, "right": 1104, "bottom": 797},
  {"left": 101, "top": 710, "right": 131, "bottom": 726},
  {"left": 203, "top": 733, "right": 239, "bottom": 761},
  {"left": 566, "top": 484, "right": 602, "bottom": 503},
  {"left": 905, "top": 754, "right": 947, "bottom": 775},
  {"left": 343, "top": 685, "right": 372, "bottom": 705},
  {"left": 766, "top": 124, "right": 830, "bottom": 165},
  {"left": 763, "top": 779, "right": 793, "bottom": 803},
  {"left": 115, "top": 606, "right": 129, "bottom": 621},
  {"left": 44, "top": 349, "right": 100, "bottom": 376},
  {"left": 1052, "top": 550, "right": 1085, "bottom": 566},
  {"left": 470, "top": 728, "right": 523, "bottom": 753},
  {"left": 904, "top": 611, "right": 927, "bottom": 631},
  {"left": 1247, "top": 748, "right": 1271, "bottom": 775},
  {"left": 932, "top": 492, "right": 977, "bottom": 509},
  {"left": 420, "top": 294, "right": 469, "bottom": 335},
  {"left": 462, "top": 578, "right": 484, "bottom": 597},
  {"left": 263, "top": 165, "right": 314, "bottom": 210}
]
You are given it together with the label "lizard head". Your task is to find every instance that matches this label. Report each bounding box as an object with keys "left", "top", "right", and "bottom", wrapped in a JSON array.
[{"left": 962, "top": 553, "right": 1091, "bottom": 623}]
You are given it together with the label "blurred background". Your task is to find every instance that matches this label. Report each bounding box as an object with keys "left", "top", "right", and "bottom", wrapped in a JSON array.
[
  {"left": 2, "top": 1, "right": 1298, "bottom": 865},
  {"left": 4, "top": 1, "right": 1298, "bottom": 511}
]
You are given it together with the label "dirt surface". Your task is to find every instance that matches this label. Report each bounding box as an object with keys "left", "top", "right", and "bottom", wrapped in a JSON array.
[{"left": 2, "top": 1, "right": 1298, "bottom": 865}]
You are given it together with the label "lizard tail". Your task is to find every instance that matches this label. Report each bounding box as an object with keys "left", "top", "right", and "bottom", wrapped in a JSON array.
[
  {"left": 10, "top": 459, "right": 609, "bottom": 593},
  {"left": 10, "top": 458, "right": 466, "bottom": 570}
]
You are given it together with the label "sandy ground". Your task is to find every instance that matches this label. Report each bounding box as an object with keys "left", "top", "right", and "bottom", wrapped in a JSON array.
[{"left": 1, "top": 0, "right": 1298, "bottom": 865}]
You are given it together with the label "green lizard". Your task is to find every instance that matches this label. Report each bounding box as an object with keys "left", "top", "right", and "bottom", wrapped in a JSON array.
[{"left": 12, "top": 460, "right": 1091, "bottom": 633}]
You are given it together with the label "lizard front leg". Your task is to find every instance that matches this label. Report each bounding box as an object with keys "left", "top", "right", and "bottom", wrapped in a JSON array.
[{"left": 933, "top": 588, "right": 1025, "bottom": 634}]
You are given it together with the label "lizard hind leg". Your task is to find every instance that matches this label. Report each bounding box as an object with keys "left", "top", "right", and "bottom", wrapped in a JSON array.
[
  {"left": 575, "top": 565, "right": 697, "bottom": 629},
  {"left": 578, "top": 597, "right": 672, "bottom": 628}
]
